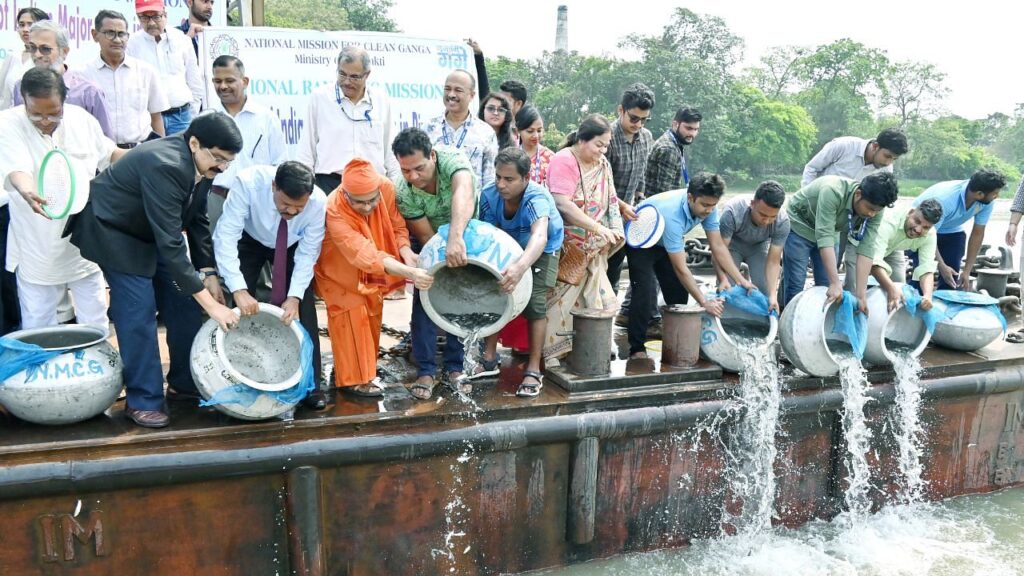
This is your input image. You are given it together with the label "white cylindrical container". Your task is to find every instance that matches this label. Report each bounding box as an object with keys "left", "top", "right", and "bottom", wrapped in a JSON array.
[
  {"left": 418, "top": 220, "right": 533, "bottom": 339},
  {"left": 930, "top": 300, "right": 1004, "bottom": 352},
  {"left": 700, "top": 297, "right": 778, "bottom": 373},
  {"left": 863, "top": 285, "right": 930, "bottom": 366},
  {"left": 0, "top": 325, "right": 123, "bottom": 425},
  {"left": 779, "top": 286, "right": 856, "bottom": 377},
  {"left": 190, "top": 303, "right": 307, "bottom": 420}
]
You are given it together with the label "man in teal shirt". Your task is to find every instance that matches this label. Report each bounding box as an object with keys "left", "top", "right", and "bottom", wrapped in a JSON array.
[
  {"left": 782, "top": 172, "right": 899, "bottom": 312},
  {"left": 393, "top": 127, "right": 477, "bottom": 400}
]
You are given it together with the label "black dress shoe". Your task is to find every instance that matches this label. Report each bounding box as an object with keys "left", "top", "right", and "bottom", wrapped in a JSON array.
[
  {"left": 125, "top": 407, "right": 170, "bottom": 428},
  {"left": 166, "top": 387, "right": 202, "bottom": 402},
  {"left": 302, "top": 389, "right": 329, "bottom": 410}
]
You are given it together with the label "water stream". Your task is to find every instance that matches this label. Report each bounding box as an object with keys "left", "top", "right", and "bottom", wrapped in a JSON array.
[
  {"left": 835, "top": 354, "right": 875, "bottom": 517},
  {"left": 891, "top": 350, "right": 926, "bottom": 503}
]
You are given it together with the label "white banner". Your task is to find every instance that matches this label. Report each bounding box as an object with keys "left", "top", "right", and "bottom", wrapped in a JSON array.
[
  {"left": 0, "top": 0, "right": 225, "bottom": 65},
  {"left": 197, "top": 26, "right": 476, "bottom": 155}
]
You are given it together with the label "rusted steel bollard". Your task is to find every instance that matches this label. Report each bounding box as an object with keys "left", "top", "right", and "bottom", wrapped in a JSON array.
[
  {"left": 661, "top": 304, "right": 704, "bottom": 368},
  {"left": 563, "top": 308, "right": 616, "bottom": 377}
]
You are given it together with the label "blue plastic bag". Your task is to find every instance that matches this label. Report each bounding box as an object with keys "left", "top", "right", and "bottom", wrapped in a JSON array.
[
  {"left": 902, "top": 285, "right": 948, "bottom": 334},
  {"left": 832, "top": 291, "right": 868, "bottom": 360},
  {"left": 436, "top": 219, "right": 496, "bottom": 263},
  {"left": 719, "top": 286, "right": 774, "bottom": 317},
  {"left": 0, "top": 337, "right": 65, "bottom": 384},
  {"left": 200, "top": 323, "right": 317, "bottom": 408},
  {"left": 933, "top": 289, "right": 1007, "bottom": 331}
]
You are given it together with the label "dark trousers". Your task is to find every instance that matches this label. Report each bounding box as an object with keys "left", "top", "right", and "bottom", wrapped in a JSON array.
[
  {"left": 0, "top": 205, "right": 20, "bottom": 335},
  {"left": 314, "top": 173, "right": 341, "bottom": 195},
  {"left": 104, "top": 257, "right": 202, "bottom": 412},
  {"left": 626, "top": 245, "right": 689, "bottom": 355},
  {"left": 237, "top": 232, "right": 323, "bottom": 386},
  {"left": 911, "top": 230, "right": 965, "bottom": 291},
  {"left": 607, "top": 247, "right": 627, "bottom": 295},
  {"left": 411, "top": 286, "right": 466, "bottom": 377}
]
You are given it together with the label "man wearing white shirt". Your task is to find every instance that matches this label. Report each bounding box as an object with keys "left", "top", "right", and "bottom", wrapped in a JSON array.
[
  {"left": 213, "top": 162, "right": 328, "bottom": 408},
  {"left": 421, "top": 69, "right": 498, "bottom": 192},
  {"left": 81, "top": 10, "right": 168, "bottom": 148},
  {"left": 127, "top": 0, "right": 204, "bottom": 135},
  {"left": 206, "top": 55, "right": 288, "bottom": 228},
  {"left": 298, "top": 46, "right": 400, "bottom": 193},
  {"left": 801, "top": 128, "right": 909, "bottom": 187},
  {"left": 0, "top": 69, "right": 125, "bottom": 330}
]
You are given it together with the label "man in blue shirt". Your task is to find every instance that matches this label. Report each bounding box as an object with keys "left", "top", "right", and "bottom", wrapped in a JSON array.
[
  {"left": 212, "top": 161, "right": 329, "bottom": 408},
  {"left": 626, "top": 172, "right": 754, "bottom": 359},
  {"left": 912, "top": 170, "right": 1006, "bottom": 290},
  {"left": 472, "top": 149, "right": 564, "bottom": 397}
]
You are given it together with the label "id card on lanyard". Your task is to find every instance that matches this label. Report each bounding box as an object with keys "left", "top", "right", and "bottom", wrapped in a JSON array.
[{"left": 442, "top": 119, "right": 470, "bottom": 149}]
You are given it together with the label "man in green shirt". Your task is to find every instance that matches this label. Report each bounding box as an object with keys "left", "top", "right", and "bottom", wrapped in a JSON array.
[
  {"left": 782, "top": 172, "right": 899, "bottom": 313},
  {"left": 849, "top": 200, "right": 942, "bottom": 312},
  {"left": 393, "top": 127, "right": 477, "bottom": 400}
]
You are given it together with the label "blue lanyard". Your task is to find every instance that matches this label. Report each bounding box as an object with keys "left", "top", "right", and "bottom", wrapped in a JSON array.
[
  {"left": 335, "top": 84, "right": 373, "bottom": 127},
  {"left": 666, "top": 130, "right": 689, "bottom": 185},
  {"left": 848, "top": 209, "right": 868, "bottom": 241},
  {"left": 442, "top": 118, "right": 470, "bottom": 149}
]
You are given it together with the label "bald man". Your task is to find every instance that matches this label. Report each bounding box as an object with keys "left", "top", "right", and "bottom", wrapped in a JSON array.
[
  {"left": 422, "top": 68, "right": 498, "bottom": 192},
  {"left": 298, "top": 45, "right": 400, "bottom": 193}
]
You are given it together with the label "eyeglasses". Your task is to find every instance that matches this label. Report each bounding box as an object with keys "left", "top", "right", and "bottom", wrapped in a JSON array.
[
  {"left": 484, "top": 105, "right": 508, "bottom": 115},
  {"left": 202, "top": 147, "right": 233, "bottom": 168},
  {"left": 27, "top": 112, "right": 63, "bottom": 122},
  {"left": 138, "top": 13, "right": 166, "bottom": 23},
  {"left": 100, "top": 30, "right": 130, "bottom": 40},
  {"left": 337, "top": 70, "right": 368, "bottom": 82},
  {"left": 344, "top": 190, "right": 381, "bottom": 207},
  {"left": 26, "top": 44, "right": 55, "bottom": 56},
  {"left": 627, "top": 113, "right": 651, "bottom": 125}
]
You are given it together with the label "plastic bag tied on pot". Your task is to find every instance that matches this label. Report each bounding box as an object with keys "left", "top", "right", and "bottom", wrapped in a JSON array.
[
  {"left": 719, "top": 286, "right": 775, "bottom": 317},
  {"left": 833, "top": 291, "right": 868, "bottom": 359},
  {"left": 902, "top": 285, "right": 948, "bottom": 334},
  {"left": 437, "top": 219, "right": 496, "bottom": 262},
  {"left": 0, "top": 337, "right": 65, "bottom": 384},
  {"left": 933, "top": 289, "right": 1007, "bottom": 331},
  {"left": 200, "top": 323, "right": 317, "bottom": 408}
]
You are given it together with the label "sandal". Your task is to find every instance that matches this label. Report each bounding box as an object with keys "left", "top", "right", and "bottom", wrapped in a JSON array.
[
  {"left": 516, "top": 370, "right": 544, "bottom": 398},
  {"left": 467, "top": 354, "right": 501, "bottom": 380},
  {"left": 344, "top": 382, "right": 385, "bottom": 397},
  {"left": 445, "top": 371, "right": 472, "bottom": 394},
  {"left": 1006, "top": 331, "right": 1024, "bottom": 344},
  {"left": 409, "top": 376, "right": 437, "bottom": 400}
]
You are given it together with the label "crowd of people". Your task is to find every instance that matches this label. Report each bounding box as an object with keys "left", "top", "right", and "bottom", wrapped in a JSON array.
[{"left": 1, "top": 1, "right": 1022, "bottom": 430}]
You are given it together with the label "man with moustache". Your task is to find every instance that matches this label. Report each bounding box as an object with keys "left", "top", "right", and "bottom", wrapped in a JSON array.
[
  {"left": 128, "top": 0, "right": 204, "bottom": 134},
  {"left": 206, "top": 55, "right": 287, "bottom": 228},
  {"left": 213, "top": 161, "right": 327, "bottom": 408},
  {"left": 13, "top": 21, "right": 113, "bottom": 138},
  {"left": 81, "top": 10, "right": 167, "bottom": 149},
  {"left": 299, "top": 46, "right": 400, "bottom": 193},
  {"left": 645, "top": 107, "right": 701, "bottom": 196},
  {"left": 422, "top": 69, "right": 498, "bottom": 191},
  {"left": 66, "top": 112, "right": 242, "bottom": 428},
  {"left": 911, "top": 170, "right": 1006, "bottom": 291},
  {"left": 177, "top": 0, "right": 214, "bottom": 57}
]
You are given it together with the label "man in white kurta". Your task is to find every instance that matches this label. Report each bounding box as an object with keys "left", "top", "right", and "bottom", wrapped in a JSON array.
[{"left": 0, "top": 68, "right": 121, "bottom": 330}]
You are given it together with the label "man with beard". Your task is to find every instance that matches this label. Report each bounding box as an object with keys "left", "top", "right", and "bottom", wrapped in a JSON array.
[
  {"left": 802, "top": 128, "right": 908, "bottom": 187},
  {"left": 66, "top": 112, "right": 242, "bottom": 428},
  {"left": 13, "top": 21, "right": 113, "bottom": 138},
  {"left": 177, "top": 0, "right": 213, "bottom": 57},
  {"left": 205, "top": 55, "right": 287, "bottom": 228},
  {"left": 422, "top": 69, "right": 498, "bottom": 192},
  {"left": 645, "top": 107, "right": 701, "bottom": 196},
  {"left": 911, "top": 170, "right": 1006, "bottom": 291},
  {"left": 299, "top": 46, "right": 400, "bottom": 193}
]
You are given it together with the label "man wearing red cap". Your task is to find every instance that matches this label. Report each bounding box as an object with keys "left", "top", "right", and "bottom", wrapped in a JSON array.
[
  {"left": 212, "top": 161, "right": 329, "bottom": 408},
  {"left": 315, "top": 158, "right": 433, "bottom": 397}
]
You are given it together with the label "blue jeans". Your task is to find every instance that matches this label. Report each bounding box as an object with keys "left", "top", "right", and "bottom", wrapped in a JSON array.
[
  {"left": 782, "top": 232, "right": 839, "bottom": 306},
  {"left": 162, "top": 106, "right": 193, "bottom": 136},
  {"left": 411, "top": 287, "right": 465, "bottom": 378},
  {"left": 911, "top": 231, "right": 965, "bottom": 291},
  {"left": 104, "top": 258, "right": 202, "bottom": 411}
]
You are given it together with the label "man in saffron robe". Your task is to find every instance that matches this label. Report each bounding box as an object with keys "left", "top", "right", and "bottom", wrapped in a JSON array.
[{"left": 315, "top": 158, "right": 434, "bottom": 397}]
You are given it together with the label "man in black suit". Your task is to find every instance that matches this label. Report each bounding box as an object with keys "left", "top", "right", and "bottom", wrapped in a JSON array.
[{"left": 67, "top": 112, "right": 242, "bottom": 428}]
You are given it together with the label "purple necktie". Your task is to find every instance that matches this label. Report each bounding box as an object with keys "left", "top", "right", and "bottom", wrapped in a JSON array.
[{"left": 271, "top": 218, "right": 288, "bottom": 306}]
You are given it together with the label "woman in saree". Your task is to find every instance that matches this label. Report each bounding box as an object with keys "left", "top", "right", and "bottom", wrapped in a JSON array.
[{"left": 543, "top": 114, "right": 624, "bottom": 360}]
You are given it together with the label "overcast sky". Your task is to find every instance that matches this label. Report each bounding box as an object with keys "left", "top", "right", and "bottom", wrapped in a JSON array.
[{"left": 394, "top": 0, "right": 1021, "bottom": 120}]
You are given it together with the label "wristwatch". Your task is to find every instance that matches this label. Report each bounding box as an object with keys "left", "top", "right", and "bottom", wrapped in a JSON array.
[{"left": 200, "top": 270, "right": 219, "bottom": 279}]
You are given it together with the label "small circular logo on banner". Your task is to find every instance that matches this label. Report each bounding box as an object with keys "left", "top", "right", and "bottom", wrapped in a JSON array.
[{"left": 209, "top": 34, "right": 240, "bottom": 57}]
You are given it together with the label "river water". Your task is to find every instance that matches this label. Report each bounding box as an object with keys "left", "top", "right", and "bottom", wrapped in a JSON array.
[{"left": 533, "top": 486, "right": 1024, "bottom": 576}]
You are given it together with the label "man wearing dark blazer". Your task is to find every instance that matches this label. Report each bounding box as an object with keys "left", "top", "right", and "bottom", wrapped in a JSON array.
[{"left": 67, "top": 112, "right": 243, "bottom": 428}]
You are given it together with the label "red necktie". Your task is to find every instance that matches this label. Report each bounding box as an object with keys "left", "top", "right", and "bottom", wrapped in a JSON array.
[{"left": 271, "top": 218, "right": 288, "bottom": 306}]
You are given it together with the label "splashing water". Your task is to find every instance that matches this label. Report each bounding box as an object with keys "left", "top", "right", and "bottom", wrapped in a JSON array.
[
  {"left": 891, "top": 350, "right": 926, "bottom": 503},
  {"left": 835, "top": 354, "right": 874, "bottom": 517}
]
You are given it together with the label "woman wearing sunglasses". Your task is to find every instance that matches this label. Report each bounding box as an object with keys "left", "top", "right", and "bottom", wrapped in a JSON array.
[{"left": 477, "top": 91, "right": 516, "bottom": 151}]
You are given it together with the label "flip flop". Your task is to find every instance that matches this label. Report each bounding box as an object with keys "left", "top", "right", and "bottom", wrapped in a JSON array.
[
  {"left": 516, "top": 370, "right": 544, "bottom": 398},
  {"left": 445, "top": 371, "right": 472, "bottom": 394},
  {"left": 409, "top": 376, "right": 437, "bottom": 400},
  {"left": 344, "top": 382, "right": 385, "bottom": 397}
]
